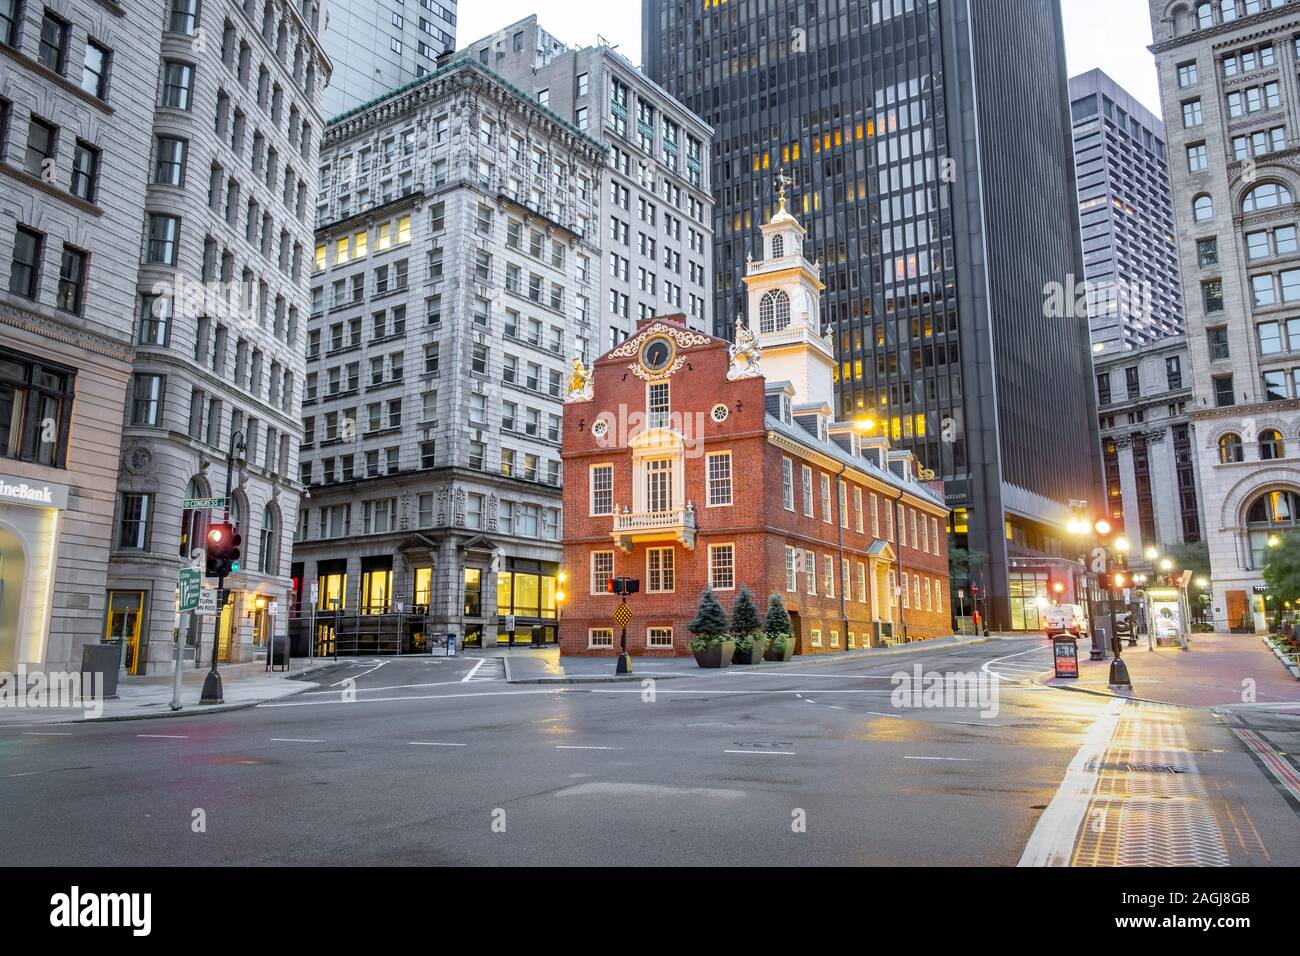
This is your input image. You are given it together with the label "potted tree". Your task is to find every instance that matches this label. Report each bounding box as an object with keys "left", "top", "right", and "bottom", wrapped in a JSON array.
[
  {"left": 763, "top": 593, "right": 795, "bottom": 661},
  {"left": 688, "top": 588, "right": 734, "bottom": 668},
  {"left": 729, "top": 587, "right": 767, "bottom": 664}
]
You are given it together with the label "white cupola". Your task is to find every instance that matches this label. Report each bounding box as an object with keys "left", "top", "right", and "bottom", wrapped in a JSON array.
[{"left": 742, "top": 182, "right": 834, "bottom": 412}]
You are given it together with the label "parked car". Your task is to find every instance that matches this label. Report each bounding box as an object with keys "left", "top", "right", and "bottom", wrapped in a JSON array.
[{"left": 1043, "top": 604, "right": 1088, "bottom": 638}]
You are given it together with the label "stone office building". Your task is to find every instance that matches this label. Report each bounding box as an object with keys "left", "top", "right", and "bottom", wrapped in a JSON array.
[
  {"left": 292, "top": 53, "right": 606, "bottom": 649},
  {"left": 1149, "top": 0, "right": 1300, "bottom": 631},
  {"left": 0, "top": 0, "right": 162, "bottom": 673},
  {"left": 461, "top": 15, "right": 715, "bottom": 346},
  {"left": 106, "top": 0, "right": 331, "bottom": 674},
  {"left": 1094, "top": 335, "right": 1204, "bottom": 560}
]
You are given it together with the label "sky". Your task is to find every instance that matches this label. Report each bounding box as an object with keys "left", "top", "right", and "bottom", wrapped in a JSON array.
[{"left": 458, "top": 0, "right": 1163, "bottom": 119}]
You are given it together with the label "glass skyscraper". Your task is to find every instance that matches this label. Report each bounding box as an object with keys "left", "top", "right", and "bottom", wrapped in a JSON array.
[{"left": 643, "top": 0, "right": 1103, "bottom": 628}]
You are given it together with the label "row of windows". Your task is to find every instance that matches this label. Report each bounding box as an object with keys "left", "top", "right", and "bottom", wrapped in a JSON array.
[
  {"left": 589, "top": 543, "right": 734, "bottom": 594},
  {"left": 779, "top": 455, "right": 942, "bottom": 555},
  {"left": 299, "top": 496, "right": 559, "bottom": 543},
  {"left": 0, "top": 3, "right": 111, "bottom": 99}
]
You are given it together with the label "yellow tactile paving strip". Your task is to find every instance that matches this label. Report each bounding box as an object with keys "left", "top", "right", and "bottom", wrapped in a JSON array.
[{"left": 1072, "top": 703, "right": 1234, "bottom": 867}]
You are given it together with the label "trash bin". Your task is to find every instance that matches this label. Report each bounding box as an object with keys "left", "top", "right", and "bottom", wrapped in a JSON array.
[
  {"left": 530, "top": 624, "right": 544, "bottom": 648},
  {"left": 270, "top": 633, "right": 290, "bottom": 671},
  {"left": 80, "top": 643, "right": 121, "bottom": 700}
]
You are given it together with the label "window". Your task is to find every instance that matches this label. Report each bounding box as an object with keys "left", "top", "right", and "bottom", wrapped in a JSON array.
[
  {"left": 782, "top": 457, "right": 794, "bottom": 510},
  {"left": 647, "top": 381, "right": 669, "bottom": 429},
  {"left": 1177, "top": 61, "right": 1198, "bottom": 87},
  {"left": 81, "top": 40, "right": 110, "bottom": 99},
  {"left": 591, "top": 551, "right": 614, "bottom": 594},
  {"left": 1243, "top": 182, "right": 1292, "bottom": 212},
  {"left": 785, "top": 546, "right": 798, "bottom": 592},
  {"left": 38, "top": 10, "right": 68, "bottom": 74},
  {"left": 801, "top": 465, "right": 813, "bottom": 516},
  {"left": 1213, "top": 375, "right": 1235, "bottom": 407},
  {"left": 24, "top": 116, "right": 56, "bottom": 179},
  {"left": 70, "top": 141, "right": 99, "bottom": 201},
  {"left": 0, "top": 348, "right": 74, "bottom": 466},
  {"left": 56, "top": 245, "right": 85, "bottom": 314},
  {"left": 759, "top": 289, "right": 790, "bottom": 332},
  {"left": 146, "top": 214, "right": 180, "bottom": 264},
  {"left": 168, "top": 0, "right": 200, "bottom": 35},
  {"left": 646, "top": 627, "right": 673, "bottom": 649},
  {"left": 590, "top": 464, "right": 613, "bottom": 515},
  {"left": 708, "top": 544, "right": 735, "bottom": 590},
  {"left": 154, "top": 136, "right": 187, "bottom": 186},
  {"left": 161, "top": 61, "right": 194, "bottom": 110},
  {"left": 1186, "top": 143, "right": 1208, "bottom": 172},
  {"left": 1260, "top": 428, "right": 1284, "bottom": 460},
  {"left": 1181, "top": 100, "right": 1202, "bottom": 127},
  {"left": 118, "top": 493, "right": 151, "bottom": 549},
  {"left": 0, "top": 0, "right": 19, "bottom": 47},
  {"left": 1208, "top": 326, "right": 1230, "bottom": 361},
  {"left": 706, "top": 452, "right": 732, "bottom": 506},
  {"left": 588, "top": 628, "right": 613, "bottom": 649},
  {"left": 131, "top": 373, "right": 164, "bottom": 425},
  {"left": 647, "top": 547, "right": 675, "bottom": 592},
  {"left": 1197, "top": 237, "right": 1218, "bottom": 267},
  {"left": 8, "top": 226, "right": 42, "bottom": 300},
  {"left": 1193, "top": 194, "right": 1213, "bottom": 222},
  {"left": 820, "top": 473, "right": 832, "bottom": 523}
]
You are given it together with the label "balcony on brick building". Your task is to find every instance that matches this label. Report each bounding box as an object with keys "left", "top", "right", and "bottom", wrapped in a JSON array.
[{"left": 611, "top": 504, "right": 697, "bottom": 553}]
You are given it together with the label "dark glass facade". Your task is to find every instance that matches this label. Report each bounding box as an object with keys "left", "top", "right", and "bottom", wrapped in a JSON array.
[{"left": 644, "top": 0, "right": 1103, "bottom": 627}]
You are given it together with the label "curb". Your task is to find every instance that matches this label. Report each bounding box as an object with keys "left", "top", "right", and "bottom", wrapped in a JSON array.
[
  {"left": 61, "top": 661, "right": 342, "bottom": 724},
  {"left": 1037, "top": 679, "right": 1185, "bottom": 708},
  {"left": 503, "top": 635, "right": 992, "bottom": 684}
]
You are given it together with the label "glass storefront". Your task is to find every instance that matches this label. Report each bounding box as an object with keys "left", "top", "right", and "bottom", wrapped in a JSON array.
[{"left": 1009, "top": 572, "right": 1049, "bottom": 631}]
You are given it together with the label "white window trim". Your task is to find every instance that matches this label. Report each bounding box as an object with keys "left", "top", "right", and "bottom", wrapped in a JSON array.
[
  {"left": 801, "top": 464, "right": 814, "bottom": 517},
  {"left": 708, "top": 542, "right": 736, "bottom": 591},
  {"left": 782, "top": 457, "right": 795, "bottom": 511},
  {"left": 810, "top": 628, "right": 823, "bottom": 647},
  {"left": 821, "top": 473, "right": 832, "bottom": 524},
  {"left": 588, "top": 627, "right": 613, "bottom": 649},
  {"left": 705, "top": 450, "right": 733, "bottom": 507},
  {"left": 589, "top": 462, "right": 614, "bottom": 517},
  {"left": 805, "top": 548, "right": 816, "bottom": 595},
  {"left": 646, "top": 545, "right": 675, "bottom": 593},
  {"left": 590, "top": 550, "right": 614, "bottom": 595},
  {"left": 646, "top": 626, "right": 674, "bottom": 648},
  {"left": 830, "top": 629, "right": 840, "bottom": 648}
]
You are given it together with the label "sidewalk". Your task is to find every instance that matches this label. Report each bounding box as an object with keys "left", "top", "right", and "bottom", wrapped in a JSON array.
[
  {"left": 1041, "top": 632, "right": 1300, "bottom": 707},
  {"left": 0, "top": 658, "right": 335, "bottom": 725},
  {"left": 502, "top": 634, "right": 989, "bottom": 683}
]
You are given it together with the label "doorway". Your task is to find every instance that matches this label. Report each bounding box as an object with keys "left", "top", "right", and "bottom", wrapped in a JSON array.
[
  {"left": 105, "top": 590, "right": 145, "bottom": 675},
  {"left": 216, "top": 594, "right": 235, "bottom": 662},
  {"left": 0, "top": 530, "right": 26, "bottom": 672}
]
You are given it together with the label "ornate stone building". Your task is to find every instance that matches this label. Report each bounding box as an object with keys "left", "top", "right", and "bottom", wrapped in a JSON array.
[
  {"left": 1150, "top": 0, "right": 1300, "bottom": 630},
  {"left": 0, "top": 0, "right": 164, "bottom": 673},
  {"left": 291, "top": 53, "right": 606, "bottom": 650}
]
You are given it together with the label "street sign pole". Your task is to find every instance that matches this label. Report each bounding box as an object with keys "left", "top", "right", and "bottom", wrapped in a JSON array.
[{"left": 173, "top": 559, "right": 201, "bottom": 711}]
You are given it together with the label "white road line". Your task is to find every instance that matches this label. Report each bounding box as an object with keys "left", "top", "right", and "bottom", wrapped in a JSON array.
[
  {"left": 136, "top": 734, "right": 188, "bottom": 739},
  {"left": 409, "top": 741, "right": 468, "bottom": 747},
  {"left": 867, "top": 711, "right": 906, "bottom": 719},
  {"left": 298, "top": 679, "right": 475, "bottom": 696},
  {"left": 903, "top": 755, "right": 975, "bottom": 761},
  {"left": 329, "top": 660, "right": 387, "bottom": 687},
  {"left": 461, "top": 658, "right": 486, "bottom": 683},
  {"left": 21, "top": 732, "right": 72, "bottom": 736},
  {"left": 1018, "top": 696, "right": 1127, "bottom": 868},
  {"left": 724, "top": 749, "right": 797, "bottom": 755},
  {"left": 269, "top": 738, "right": 326, "bottom": 743},
  {"left": 556, "top": 744, "right": 620, "bottom": 750},
  {"left": 259, "top": 688, "right": 567, "bottom": 707}
]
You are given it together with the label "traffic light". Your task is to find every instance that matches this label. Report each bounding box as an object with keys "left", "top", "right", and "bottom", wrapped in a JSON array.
[
  {"left": 606, "top": 576, "right": 640, "bottom": 595},
  {"left": 204, "top": 521, "right": 241, "bottom": 578}
]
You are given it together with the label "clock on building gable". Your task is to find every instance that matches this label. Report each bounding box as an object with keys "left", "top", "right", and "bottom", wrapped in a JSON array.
[
  {"left": 610, "top": 320, "right": 711, "bottom": 381},
  {"left": 639, "top": 336, "right": 675, "bottom": 376}
]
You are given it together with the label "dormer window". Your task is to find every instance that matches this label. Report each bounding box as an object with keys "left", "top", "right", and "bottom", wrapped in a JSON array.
[
  {"left": 771, "top": 234, "right": 784, "bottom": 258},
  {"left": 759, "top": 289, "right": 791, "bottom": 332}
]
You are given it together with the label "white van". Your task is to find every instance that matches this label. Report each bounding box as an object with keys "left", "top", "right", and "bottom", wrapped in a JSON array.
[{"left": 1043, "top": 604, "right": 1088, "bottom": 638}]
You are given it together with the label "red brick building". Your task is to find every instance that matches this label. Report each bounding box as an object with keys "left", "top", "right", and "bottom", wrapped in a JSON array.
[{"left": 559, "top": 199, "right": 950, "bottom": 656}]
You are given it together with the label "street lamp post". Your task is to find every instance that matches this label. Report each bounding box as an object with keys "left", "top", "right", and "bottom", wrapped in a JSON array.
[{"left": 200, "top": 429, "right": 245, "bottom": 705}]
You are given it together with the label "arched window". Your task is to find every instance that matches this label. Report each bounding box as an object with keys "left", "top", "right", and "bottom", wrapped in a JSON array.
[
  {"left": 179, "top": 477, "right": 210, "bottom": 558},
  {"left": 257, "top": 504, "right": 279, "bottom": 574},
  {"left": 1196, "top": 2, "right": 1214, "bottom": 28},
  {"left": 770, "top": 234, "right": 784, "bottom": 258},
  {"left": 1247, "top": 489, "right": 1300, "bottom": 565},
  {"left": 1260, "top": 428, "right": 1284, "bottom": 460},
  {"left": 759, "top": 289, "right": 791, "bottom": 333},
  {"left": 1242, "top": 182, "right": 1292, "bottom": 213},
  {"left": 1193, "top": 194, "right": 1214, "bottom": 221},
  {"left": 1219, "top": 433, "right": 1244, "bottom": 463}
]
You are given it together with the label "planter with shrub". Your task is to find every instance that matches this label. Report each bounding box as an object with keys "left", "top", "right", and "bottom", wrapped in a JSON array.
[
  {"left": 762, "top": 593, "right": 795, "bottom": 662},
  {"left": 689, "top": 588, "right": 734, "bottom": 668},
  {"left": 729, "top": 587, "right": 767, "bottom": 664}
]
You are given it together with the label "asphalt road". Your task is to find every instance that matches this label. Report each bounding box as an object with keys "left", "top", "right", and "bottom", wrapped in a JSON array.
[{"left": 2, "top": 638, "right": 1297, "bottom": 866}]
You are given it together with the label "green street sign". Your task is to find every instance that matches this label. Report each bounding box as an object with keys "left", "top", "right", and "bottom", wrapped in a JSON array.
[
  {"left": 182, "top": 496, "right": 226, "bottom": 511},
  {"left": 178, "top": 567, "right": 202, "bottom": 612}
]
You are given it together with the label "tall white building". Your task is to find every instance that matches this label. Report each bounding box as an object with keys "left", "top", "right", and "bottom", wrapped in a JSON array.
[
  {"left": 0, "top": 0, "right": 164, "bottom": 673},
  {"left": 1149, "top": 0, "right": 1300, "bottom": 631},
  {"left": 294, "top": 53, "right": 606, "bottom": 650},
  {"left": 320, "top": 0, "right": 456, "bottom": 118},
  {"left": 462, "top": 16, "right": 714, "bottom": 346}
]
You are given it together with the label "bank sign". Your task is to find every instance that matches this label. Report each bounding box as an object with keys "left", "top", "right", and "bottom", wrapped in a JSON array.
[{"left": 0, "top": 477, "right": 69, "bottom": 510}]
